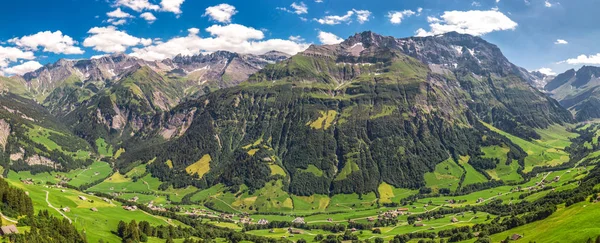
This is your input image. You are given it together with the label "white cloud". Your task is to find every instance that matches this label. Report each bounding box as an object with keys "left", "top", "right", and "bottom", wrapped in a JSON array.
[
  {"left": 8, "top": 31, "right": 84, "bottom": 55},
  {"left": 107, "top": 8, "right": 133, "bottom": 18},
  {"left": 83, "top": 26, "right": 150, "bottom": 53},
  {"left": 289, "top": 35, "right": 305, "bottom": 42},
  {"left": 3, "top": 61, "right": 43, "bottom": 75},
  {"left": 353, "top": 9, "right": 371, "bottom": 24},
  {"left": 315, "top": 0, "right": 323, "bottom": 2},
  {"left": 160, "top": 0, "right": 185, "bottom": 14},
  {"left": 417, "top": 7, "right": 423, "bottom": 15},
  {"left": 536, "top": 67, "right": 556, "bottom": 76},
  {"left": 555, "top": 39, "right": 568, "bottom": 45},
  {"left": 544, "top": 0, "right": 553, "bottom": 7},
  {"left": 387, "top": 10, "right": 416, "bottom": 24},
  {"left": 415, "top": 10, "right": 517, "bottom": 36},
  {"left": 314, "top": 9, "right": 372, "bottom": 25},
  {"left": 315, "top": 11, "right": 354, "bottom": 25},
  {"left": 140, "top": 12, "right": 157, "bottom": 23},
  {"left": 204, "top": 3, "right": 237, "bottom": 23},
  {"left": 0, "top": 46, "right": 35, "bottom": 68},
  {"left": 130, "top": 24, "right": 309, "bottom": 61},
  {"left": 108, "top": 18, "right": 128, "bottom": 25},
  {"left": 318, "top": 31, "right": 344, "bottom": 45},
  {"left": 561, "top": 53, "right": 600, "bottom": 65},
  {"left": 472, "top": 1, "right": 481, "bottom": 7},
  {"left": 290, "top": 2, "right": 308, "bottom": 14},
  {"left": 115, "top": 0, "right": 159, "bottom": 12}
]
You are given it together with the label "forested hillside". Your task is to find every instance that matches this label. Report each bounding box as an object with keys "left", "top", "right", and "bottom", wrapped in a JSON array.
[{"left": 118, "top": 32, "right": 572, "bottom": 196}]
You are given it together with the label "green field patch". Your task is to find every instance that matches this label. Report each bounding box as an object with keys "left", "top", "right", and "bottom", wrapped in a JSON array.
[
  {"left": 247, "top": 148, "right": 259, "bottom": 156},
  {"left": 125, "top": 164, "right": 147, "bottom": 177},
  {"left": 95, "top": 138, "right": 113, "bottom": 157},
  {"left": 185, "top": 154, "right": 211, "bottom": 177},
  {"left": 488, "top": 201, "right": 600, "bottom": 243},
  {"left": 299, "top": 164, "right": 323, "bottom": 177},
  {"left": 60, "top": 161, "right": 113, "bottom": 187},
  {"left": 457, "top": 155, "right": 489, "bottom": 186},
  {"left": 335, "top": 153, "right": 360, "bottom": 181},
  {"left": 378, "top": 182, "right": 418, "bottom": 204},
  {"left": 370, "top": 105, "right": 396, "bottom": 119},
  {"left": 165, "top": 159, "right": 173, "bottom": 169},
  {"left": 269, "top": 164, "right": 286, "bottom": 176},
  {"left": 190, "top": 184, "right": 227, "bottom": 202},
  {"left": 483, "top": 122, "right": 571, "bottom": 172},
  {"left": 481, "top": 146, "right": 523, "bottom": 182},
  {"left": 424, "top": 158, "right": 463, "bottom": 192},
  {"left": 291, "top": 194, "right": 330, "bottom": 212},
  {"left": 328, "top": 192, "right": 378, "bottom": 211},
  {"left": 307, "top": 110, "right": 337, "bottom": 130},
  {"left": 113, "top": 147, "right": 125, "bottom": 159},
  {"left": 26, "top": 125, "right": 62, "bottom": 151}
]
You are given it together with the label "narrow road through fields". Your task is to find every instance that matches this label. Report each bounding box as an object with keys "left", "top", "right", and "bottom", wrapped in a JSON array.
[
  {"left": 45, "top": 190, "right": 72, "bottom": 224},
  {"left": 0, "top": 212, "right": 17, "bottom": 223}
]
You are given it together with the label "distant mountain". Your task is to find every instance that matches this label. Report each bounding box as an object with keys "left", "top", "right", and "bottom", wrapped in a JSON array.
[
  {"left": 545, "top": 66, "right": 600, "bottom": 121},
  {"left": 529, "top": 70, "right": 555, "bottom": 89},
  {"left": 118, "top": 31, "right": 572, "bottom": 195}
]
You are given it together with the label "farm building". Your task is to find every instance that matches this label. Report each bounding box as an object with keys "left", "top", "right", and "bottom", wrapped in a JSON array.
[
  {"left": 78, "top": 196, "right": 87, "bottom": 201},
  {"left": 91, "top": 207, "right": 98, "bottom": 212},
  {"left": 451, "top": 217, "right": 459, "bottom": 223},
  {"left": 257, "top": 219, "right": 269, "bottom": 225},
  {"left": 292, "top": 217, "right": 305, "bottom": 224},
  {"left": 0, "top": 225, "right": 18, "bottom": 235},
  {"left": 414, "top": 223, "right": 424, "bottom": 227},
  {"left": 511, "top": 234, "right": 523, "bottom": 240}
]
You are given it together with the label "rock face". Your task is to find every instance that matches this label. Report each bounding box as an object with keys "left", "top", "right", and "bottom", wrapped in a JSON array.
[
  {"left": 25, "top": 155, "right": 59, "bottom": 169},
  {"left": 545, "top": 66, "right": 600, "bottom": 121},
  {"left": 0, "top": 119, "right": 9, "bottom": 151},
  {"left": 118, "top": 31, "right": 572, "bottom": 196}
]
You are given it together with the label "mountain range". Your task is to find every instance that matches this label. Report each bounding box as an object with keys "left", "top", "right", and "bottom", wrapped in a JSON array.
[{"left": 0, "top": 31, "right": 592, "bottom": 196}]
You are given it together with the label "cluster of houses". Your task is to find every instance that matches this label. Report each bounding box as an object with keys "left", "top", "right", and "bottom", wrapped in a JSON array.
[
  {"left": 123, "top": 205, "right": 138, "bottom": 211},
  {"left": 379, "top": 208, "right": 410, "bottom": 219},
  {"left": 147, "top": 201, "right": 167, "bottom": 212},
  {"left": 21, "top": 178, "right": 34, "bottom": 185}
]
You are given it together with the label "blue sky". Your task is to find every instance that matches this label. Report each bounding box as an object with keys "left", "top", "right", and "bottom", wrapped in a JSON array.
[{"left": 1, "top": 0, "right": 599, "bottom": 76}]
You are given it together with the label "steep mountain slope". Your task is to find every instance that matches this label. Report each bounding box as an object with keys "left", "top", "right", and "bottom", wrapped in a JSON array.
[
  {"left": 63, "top": 66, "right": 185, "bottom": 145},
  {"left": 118, "top": 31, "right": 572, "bottom": 196},
  {"left": 545, "top": 66, "right": 600, "bottom": 121},
  {"left": 0, "top": 93, "right": 94, "bottom": 173}
]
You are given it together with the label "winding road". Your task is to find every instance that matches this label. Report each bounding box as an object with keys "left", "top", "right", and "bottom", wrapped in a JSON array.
[{"left": 45, "top": 190, "right": 72, "bottom": 223}]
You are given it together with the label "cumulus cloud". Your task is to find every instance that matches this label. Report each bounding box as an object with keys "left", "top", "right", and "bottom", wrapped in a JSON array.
[
  {"left": 555, "top": 39, "right": 568, "bottom": 44},
  {"left": 314, "top": 9, "right": 372, "bottom": 25},
  {"left": 317, "top": 31, "right": 344, "bottom": 45},
  {"left": 130, "top": 24, "right": 309, "bottom": 61},
  {"left": 140, "top": 12, "right": 157, "bottom": 23},
  {"left": 290, "top": 2, "right": 308, "bottom": 14},
  {"left": 83, "top": 26, "right": 151, "bottom": 53},
  {"left": 8, "top": 31, "right": 84, "bottom": 55},
  {"left": 289, "top": 35, "right": 305, "bottom": 42},
  {"left": 107, "top": 8, "right": 133, "bottom": 18},
  {"left": 560, "top": 53, "right": 600, "bottom": 65},
  {"left": 544, "top": 0, "right": 553, "bottom": 7},
  {"left": 415, "top": 10, "right": 517, "bottom": 37},
  {"left": 3, "top": 61, "right": 43, "bottom": 75},
  {"left": 0, "top": 46, "right": 35, "bottom": 70},
  {"left": 160, "top": 0, "right": 185, "bottom": 14},
  {"left": 314, "top": 11, "right": 354, "bottom": 25},
  {"left": 353, "top": 9, "right": 372, "bottom": 24},
  {"left": 536, "top": 68, "right": 556, "bottom": 76},
  {"left": 115, "top": 0, "right": 159, "bottom": 12},
  {"left": 108, "top": 18, "right": 128, "bottom": 25},
  {"left": 115, "top": 0, "right": 185, "bottom": 14},
  {"left": 387, "top": 10, "right": 416, "bottom": 24},
  {"left": 204, "top": 3, "right": 237, "bottom": 23}
]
